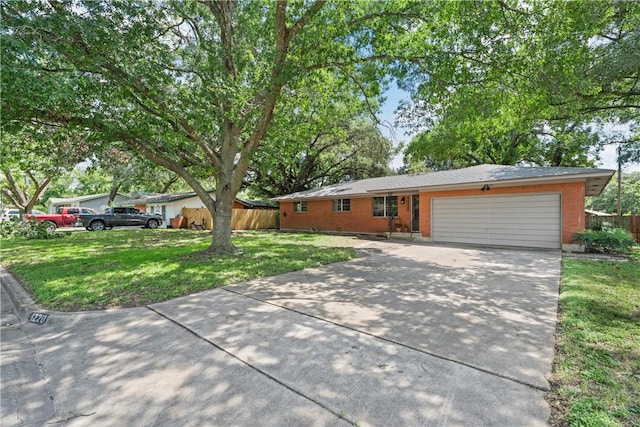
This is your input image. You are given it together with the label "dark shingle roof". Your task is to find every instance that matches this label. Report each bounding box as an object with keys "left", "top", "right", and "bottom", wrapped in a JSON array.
[
  {"left": 272, "top": 164, "right": 615, "bottom": 200},
  {"left": 236, "top": 199, "right": 278, "bottom": 209}
]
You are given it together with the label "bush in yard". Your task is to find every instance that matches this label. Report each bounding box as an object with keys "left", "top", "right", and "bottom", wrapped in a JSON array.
[
  {"left": 572, "top": 227, "right": 635, "bottom": 254},
  {"left": 0, "top": 218, "right": 64, "bottom": 240},
  {"left": 0, "top": 217, "right": 24, "bottom": 239}
]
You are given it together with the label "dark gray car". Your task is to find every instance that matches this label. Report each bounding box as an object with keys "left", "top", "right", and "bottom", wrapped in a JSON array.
[{"left": 81, "top": 207, "right": 163, "bottom": 231}]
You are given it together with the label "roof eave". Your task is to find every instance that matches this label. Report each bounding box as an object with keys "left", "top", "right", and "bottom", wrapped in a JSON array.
[
  {"left": 272, "top": 192, "right": 369, "bottom": 202},
  {"left": 274, "top": 170, "right": 616, "bottom": 201},
  {"left": 364, "top": 171, "right": 615, "bottom": 195},
  {"left": 585, "top": 171, "right": 615, "bottom": 197}
]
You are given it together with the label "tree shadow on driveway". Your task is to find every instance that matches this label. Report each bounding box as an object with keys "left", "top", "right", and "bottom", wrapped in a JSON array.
[
  {"left": 150, "top": 241, "right": 559, "bottom": 426},
  {"left": 224, "top": 241, "right": 561, "bottom": 391}
]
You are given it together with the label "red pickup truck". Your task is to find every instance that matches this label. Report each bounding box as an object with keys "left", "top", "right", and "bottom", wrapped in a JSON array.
[{"left": 26, "top": 207, "right": 98, "bottom": 230}]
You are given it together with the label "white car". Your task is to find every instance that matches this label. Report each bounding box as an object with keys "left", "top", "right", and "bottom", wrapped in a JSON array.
[{"left": 1, "top": 208, "right": 46, "bottom": 221}]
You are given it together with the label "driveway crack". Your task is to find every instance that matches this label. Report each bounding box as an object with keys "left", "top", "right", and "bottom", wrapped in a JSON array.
[
  {"left": 145, "top": 305, "right": 355, "bottom": 426},
  {"left": 222, "top": 287, "right": 550, "bottom": 392}
]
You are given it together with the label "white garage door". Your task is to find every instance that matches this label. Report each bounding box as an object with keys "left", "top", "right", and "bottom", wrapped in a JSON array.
[{"left": 432, "top": 193, "right": 561, "bottom": 249}]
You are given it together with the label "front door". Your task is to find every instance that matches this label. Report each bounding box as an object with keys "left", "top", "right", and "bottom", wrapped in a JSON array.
[{"left": 411, "top": 194, "right": 419, "bottom": 232}]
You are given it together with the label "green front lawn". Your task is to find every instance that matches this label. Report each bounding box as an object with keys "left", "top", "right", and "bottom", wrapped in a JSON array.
[
  {"left": 0, "top": 230, "right": 357, "bottom": 311},
  {"left": 549, "top": 251, "right": 640, "bottom": 426}
]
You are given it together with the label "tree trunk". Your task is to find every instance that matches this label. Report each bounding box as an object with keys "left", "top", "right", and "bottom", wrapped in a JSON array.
[
  {"left": 108, "top": 182, "right": 122, "bottom": 204},
  {"left": 206, "top": 180, "right": 240, "bottom": 254},
  {"left": 201, "top": 157, "right": 243, "bottom": 255},
  {"left": 617, "top": 145, "right": 622, "bottom": 216}
]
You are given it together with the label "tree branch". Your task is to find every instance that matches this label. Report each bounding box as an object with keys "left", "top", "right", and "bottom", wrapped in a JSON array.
[
  {"left": 118, "top": 134, "right": 217, "bottom": 213},
  {"left": 286, "top": 1, "right": 326, "bottom": 44},
  {"left": 207, "top": 0, "right": 237, "bottom": 77},
  {"left": 235, "top": 1, "right": 327, "bottom": 193},
  {"left": 153, "top": 18, "right": 186, "bottom": 42},
  {"left": 41, "top": 2, "right": 223, "bottom": 170}
]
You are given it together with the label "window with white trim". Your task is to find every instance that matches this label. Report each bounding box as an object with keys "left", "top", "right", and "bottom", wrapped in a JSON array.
[
  {"left": 372, "top": 196, "right": 398, "bottom": 217},
  {"left": 294, "top": 201, "right": 307, "bottom": 213},
  {"left": 333, "top": 198, "right": 351, "bottom": 212}
]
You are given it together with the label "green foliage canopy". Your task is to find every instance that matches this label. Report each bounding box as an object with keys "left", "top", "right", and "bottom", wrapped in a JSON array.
[
  {"left": 0, "top": 125, "right": 91, "bottom": 213},
  {"left": 588, "top": 173, "right": 640, "bottom": 214},
  {"left": 400, "top": 0, "right": 640, "bottom": 170},
  {"left": 249, "top": 72, "right": 396, "bottom": 198},
  {"left": 2, "top": 0, "right": 415, "bottom": 253}
]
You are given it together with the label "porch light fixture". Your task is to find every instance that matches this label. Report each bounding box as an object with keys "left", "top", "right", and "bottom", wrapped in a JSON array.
[
  {"left": 400, "top": 196, "right": 406, "bottom": 204},
  {"left": 481, "top": 185, "right": 491, "bottom": 191}
]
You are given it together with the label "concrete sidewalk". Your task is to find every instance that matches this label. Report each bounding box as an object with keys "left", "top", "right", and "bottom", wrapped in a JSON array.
[
  {"left": 1, "top": 283, "right": 56, "bottom": 426},
  {"left": 1, "top": 280, "right": 343, "bottom": 426},
  {"left": 1, "top": 241, "right": 560, "bottom": 426}
]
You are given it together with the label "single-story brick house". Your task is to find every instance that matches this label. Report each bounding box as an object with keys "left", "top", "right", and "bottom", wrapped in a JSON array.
[{"left": 273, "top": 164, "right": 615, "bottom": 250}]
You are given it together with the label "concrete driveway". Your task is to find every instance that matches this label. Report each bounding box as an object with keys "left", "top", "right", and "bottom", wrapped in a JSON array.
[{"left": 1, "top": 240, "right": 561, "bottom": 426}]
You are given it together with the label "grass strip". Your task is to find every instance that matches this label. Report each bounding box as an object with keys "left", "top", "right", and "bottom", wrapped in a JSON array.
[
  {"left": 548, "top": 251, "right": 640, "bottom": 426},
  {"left": 0, "top": 230, "right": 357, "bottom": 311}
]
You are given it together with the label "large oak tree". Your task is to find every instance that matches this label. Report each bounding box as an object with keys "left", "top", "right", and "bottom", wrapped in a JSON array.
[
  {"left": 2, "top": 0, "right": 419, "bottom": 253},
  {"left": 398, "top": 0, "right": 640, "bottom": 170}
]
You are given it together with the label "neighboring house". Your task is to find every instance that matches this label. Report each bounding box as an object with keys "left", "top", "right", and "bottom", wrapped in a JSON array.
[
  {"left": 272, "top": 164, "right": 615, "bottom": 251},
  {"left": 47, "top": 193, "right": 129, "bottom": 214},
  {"left": 123, "top": 191, "right": 277, "bottom": 227}
]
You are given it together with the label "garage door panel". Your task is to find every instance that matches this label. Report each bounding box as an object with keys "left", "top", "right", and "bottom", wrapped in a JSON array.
[
  {"left": 439, "top": 236, "right": 490, "bottom": 245},
  {"left": 489, "top": 204, "right": 558, "bottom": 213},
  {"left": 488, "top": 238, "right": 559, "bottom": 249},
  {"left": 490, "top": 206, "right": 557, "bottom": 213},
  {"left": 489, "top": 217, "right": 557, "bottom": 224},
  {"left": 485, "top": 230, "right": 556, "bottom": 240},
  {"left": 483, "top": 227, "right": 559, "bottom": 236},
  {"left": 432, "top": 194, "right": 561, "bottom": 249},
  {"left": 488, "top": 223, "right": 556, "bottom": 233},
  {"left": 436, "top": 224, "right": 486, "bottom": 230},
  {"left": 436, "top": 230, "right": 488, "bottom": 238}
]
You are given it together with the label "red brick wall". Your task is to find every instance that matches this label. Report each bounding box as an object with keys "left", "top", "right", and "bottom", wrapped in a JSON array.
[
  {"left": 279, "top": 182, "right": 585, "bottom": 244},
  {"left": 279, "top": 195, "right": 413, "bottom": 233}
]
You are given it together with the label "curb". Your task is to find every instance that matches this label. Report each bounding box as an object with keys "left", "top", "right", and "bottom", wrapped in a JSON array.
[{"left": 0, "top": 267, "right": 44, "bottom": 322}]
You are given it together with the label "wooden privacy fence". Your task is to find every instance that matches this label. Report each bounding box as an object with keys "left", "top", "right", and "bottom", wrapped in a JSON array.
[
  {"left": 181, "top": 208, "right": 279, "bottom": 231},
  {"left": 232, "top": 209, "right": 279, "bottom": 230},
  {"left": 182, "top": 208, "right": 213, "bottom": 230},
  {"left": 586, "top": 215, "right": 640, "bottom": 242}
]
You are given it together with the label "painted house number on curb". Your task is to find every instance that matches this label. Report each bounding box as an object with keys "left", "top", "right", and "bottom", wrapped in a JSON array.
[{"left": 28, "top": 312, "right": 49, "bottom": 325}]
